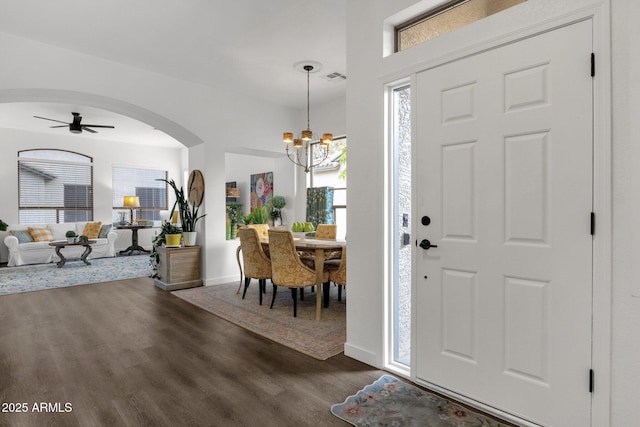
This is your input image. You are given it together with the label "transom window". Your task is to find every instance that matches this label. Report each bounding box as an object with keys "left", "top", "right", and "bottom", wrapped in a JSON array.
[
  {"left": 395, "top": 0, "right": 526, "bottom": 52},
  {"left": 18, "top": 149, "right": 94, "bottom": 224}
]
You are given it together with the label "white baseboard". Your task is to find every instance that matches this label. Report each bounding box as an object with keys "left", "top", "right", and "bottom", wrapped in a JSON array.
[
  {"left": 344, "top": 342, "right": 380, "bottom": 368},
  {"left": 205, "top": 276, "right": 241, "bottom": 286}
]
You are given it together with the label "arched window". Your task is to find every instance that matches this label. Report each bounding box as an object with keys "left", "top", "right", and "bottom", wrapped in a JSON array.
[{"left": 18, "top": 149, "right": 94, "bottom": 224}]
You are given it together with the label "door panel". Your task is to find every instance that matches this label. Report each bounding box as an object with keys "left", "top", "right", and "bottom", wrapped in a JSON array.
[{"left": 415, "top": 20, "right": 593, "bottom": 426}]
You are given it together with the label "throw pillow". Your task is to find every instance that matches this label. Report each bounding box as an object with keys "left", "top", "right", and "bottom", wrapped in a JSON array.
[
  {"left": 11, "top": 229, "right": 34, "bottom": 243},
  {"left": 82, "top": 221, "right": 102, "bottom": 239},
  {"left": 28, "top": 227, "right": 54, "bottom": 242},
  {"left": 98, "top": 224, "right": 112, "bottom": 238}
]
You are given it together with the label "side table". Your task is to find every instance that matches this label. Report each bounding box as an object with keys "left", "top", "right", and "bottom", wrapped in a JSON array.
[
  {"left": 153, "top": 245, "right": 203, "bottom": 291},
  {"left": 116, "top": 224, "right": 151, "bottom": 255}
]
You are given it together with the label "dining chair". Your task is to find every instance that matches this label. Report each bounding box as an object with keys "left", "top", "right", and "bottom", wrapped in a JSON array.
[
  {"left": 315, "top": 224, "right": 337, "bottom": 240},
  {"left": 268, "top": 229, "right": 329, "bottom": 317},
  {"left": 327, "top": 246, "right": 347, "bottom": 302},
  {"left": 238, "top": 227, "right": 271, "bottom": 305},
  {"left": 300, "top": 224, "right": 340, "bottom": 270},
  {"left": 247, "top": 223, "right": 269, "bottom": 239}
]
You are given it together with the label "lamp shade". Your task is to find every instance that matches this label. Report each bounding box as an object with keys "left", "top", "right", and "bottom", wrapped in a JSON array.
[{"left": 123, "top": 196, "right": 140, "bottom": 207}]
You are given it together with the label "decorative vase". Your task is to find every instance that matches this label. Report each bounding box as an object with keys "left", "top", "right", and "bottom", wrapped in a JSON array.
[
  {"left": 67, "top": 237, "right": 75, "bottom": 243},
  {"left": 165, "top": 233, "right": 182, "bottom": 247},
  {"left": 226, "top": 221, "right": 231, "bottom": 240},
  {"left": 230, "top": 223, "right": 237, "bottom": 239},
  {"left": 182, "top": 231, "right": 197, "bottom": 246}
]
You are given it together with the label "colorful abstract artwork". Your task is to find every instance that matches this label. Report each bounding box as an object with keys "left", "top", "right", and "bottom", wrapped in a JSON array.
[{"left": 250, "top": 171, "right": 273, "bottom": 211}]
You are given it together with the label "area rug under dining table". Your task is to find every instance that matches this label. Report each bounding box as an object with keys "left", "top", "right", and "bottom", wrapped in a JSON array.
[{"left": 173, "top": 282, "right": 346, "bottom": 360}]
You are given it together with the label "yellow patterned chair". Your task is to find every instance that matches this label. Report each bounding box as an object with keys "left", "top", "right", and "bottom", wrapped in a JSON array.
[
  {"left": 238, "top": 227, "right": 271, "bottom": 305},
  {"left": 315, "top": 224, "right": 337, "bottom": 240},
  {"left": 247, "top": 223, "right": 269, "bottom": 239},
  {"left": 268, "top": 229, "right": 329, "bottom": 317},
  {"left": 300, "top": 224, "right": 340, "bottom": 274},
  {"left": 326, "top": 246, "right": 347, "bottom": 302}
]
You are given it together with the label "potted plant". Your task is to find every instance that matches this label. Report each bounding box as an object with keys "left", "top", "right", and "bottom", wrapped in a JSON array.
[
  {"left": 0, "top": 219, "right": 8, "bottom": 232},
  {"left": 268, "top": 195, "right": 286, "bottom": 226},
  {"left": 226, "top": 203, "right": 242, "bottom": 240},
  {"left": 65, "top": 230, "right": 77, "bottom": 243},
  {"left": 149, "top": 221, "right": 183, "bottom": 278},
  {"left": 245, "top": 205, "right": 269, "bottom": 225},
  {"left": 158, "top": 178, "right": 206, "bottom": 246}
]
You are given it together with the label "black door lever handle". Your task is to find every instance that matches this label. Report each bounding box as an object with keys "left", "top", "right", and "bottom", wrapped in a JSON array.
[{"left": 419, "top": 239, "right": 438, "bottom": 250}]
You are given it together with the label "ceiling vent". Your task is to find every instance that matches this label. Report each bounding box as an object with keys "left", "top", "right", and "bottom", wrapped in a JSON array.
[{"left": 324, "top": 72, "right": 347, "bottom": 82}]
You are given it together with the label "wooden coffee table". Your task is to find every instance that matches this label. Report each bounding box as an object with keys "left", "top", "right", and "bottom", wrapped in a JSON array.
[{"left": 48, "top": 240, "right": 97, "bottom": 268}]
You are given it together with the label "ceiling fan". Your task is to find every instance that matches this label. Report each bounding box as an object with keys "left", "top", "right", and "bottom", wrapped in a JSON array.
[{"left": 33, "top": 112, "right": 115, "bottom": 134}]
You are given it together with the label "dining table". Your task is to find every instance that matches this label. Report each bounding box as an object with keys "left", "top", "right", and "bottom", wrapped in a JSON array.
[
  {"left": 289, "top": 237, "right": 345, "bottom": 320},
  {"left": 237, "top": 235, "right": 345, "bottom": 320}
]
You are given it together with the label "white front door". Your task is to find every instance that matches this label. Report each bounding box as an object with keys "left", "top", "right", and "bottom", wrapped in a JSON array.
[{"left": 415, "top": 20, "right": 593, "bottom": 426}]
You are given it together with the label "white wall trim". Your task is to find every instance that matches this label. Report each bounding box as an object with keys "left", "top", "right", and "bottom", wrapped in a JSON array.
[
  {"left": 590, "top": 2, "right": 613, "bottom": 426},
  {"left": 344, "top": 343, "right": 379, "bottom": 367}
]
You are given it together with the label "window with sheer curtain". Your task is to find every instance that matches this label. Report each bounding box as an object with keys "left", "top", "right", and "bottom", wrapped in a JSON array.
[
  {"left": 112, "top": 167, "right": 167, "bottom": 222},
  {"left": 17, "top": 149, "right": 94, "bottom": 224}
]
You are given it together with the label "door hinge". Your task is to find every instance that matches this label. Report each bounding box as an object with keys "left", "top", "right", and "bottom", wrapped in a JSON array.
[
  {"left": 591, "top": 212, "right": 596, "bottom": 235},
  {"left": 591, "top": 53, "right": 595, "bottom": 77},
  {"left": 589, "top": 369, "right": 594, "bottom": 393}
]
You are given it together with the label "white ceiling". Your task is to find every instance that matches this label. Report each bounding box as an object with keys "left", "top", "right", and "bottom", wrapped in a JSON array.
[{"left": 0, "top": 0, "right": 347, "bottom": 147}]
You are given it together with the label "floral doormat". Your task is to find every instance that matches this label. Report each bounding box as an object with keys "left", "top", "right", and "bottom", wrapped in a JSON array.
[
  {"left": 331, "top": 375, "right": 515, "bottom": 427},
  {"left": 0, "top": 255, "right": 152, "bottom": 295},
  {"left": 173, "top": 282, "right": 345, "bottom": 360}
]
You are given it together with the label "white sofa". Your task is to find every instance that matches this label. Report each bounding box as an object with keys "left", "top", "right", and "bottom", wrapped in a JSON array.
[{"left": 3, "top": 222, "right": 117, "bottom": 267}]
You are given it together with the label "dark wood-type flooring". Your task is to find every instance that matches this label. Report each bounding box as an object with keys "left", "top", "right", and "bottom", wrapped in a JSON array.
[{"left": 0, "top": 278, "right": 383, "bottom": 427}]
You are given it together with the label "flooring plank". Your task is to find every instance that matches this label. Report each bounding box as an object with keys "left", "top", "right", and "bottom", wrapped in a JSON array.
[{"left": 0, "top": 278, "right": 383, "bottom": 426}]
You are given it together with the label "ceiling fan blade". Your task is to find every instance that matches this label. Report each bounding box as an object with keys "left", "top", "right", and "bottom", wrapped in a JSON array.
[
  {"left": 34, "top": 115, "right": 70, "bottom": 125},
  {"left": 49, "top": 125, "right": 68, "bottom": 128},
  {"left": 82, "top": 124, "right": 115, "bottom": 128},
  {"left": 81, "top": 126, "right": 97, "bottom": 133}
]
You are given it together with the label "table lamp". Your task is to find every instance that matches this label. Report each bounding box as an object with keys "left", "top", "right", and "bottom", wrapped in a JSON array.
[{"left": 123, "top": 196, "right": 140, "bottom": 224}]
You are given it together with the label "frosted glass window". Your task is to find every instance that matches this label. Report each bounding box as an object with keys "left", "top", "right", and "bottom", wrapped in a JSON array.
[
  {"left": 396, "top": 0, "right": 526, "bottom": 52},
  {"left": 392, "top": 85, "right": 412, "bottom": 366}
]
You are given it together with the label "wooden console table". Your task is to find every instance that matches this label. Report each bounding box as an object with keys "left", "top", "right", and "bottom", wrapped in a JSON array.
[{"left": 153, "top": 245, "right": 203, "bottom": 291}]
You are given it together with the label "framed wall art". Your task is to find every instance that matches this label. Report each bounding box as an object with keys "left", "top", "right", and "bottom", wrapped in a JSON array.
[{"left": 250, "top": 171, "right": 273, "bottom": 211}]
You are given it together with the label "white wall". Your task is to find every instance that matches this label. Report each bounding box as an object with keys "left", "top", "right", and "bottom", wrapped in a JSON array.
[
  {"left": 345, "top": 0, "right": 636, "bottom": 425},
  {"left": 611, "top": 1, "right": 640, "bottom": 425}
]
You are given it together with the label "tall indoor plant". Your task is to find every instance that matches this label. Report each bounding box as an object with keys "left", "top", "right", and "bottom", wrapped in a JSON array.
[{"left": 158, "top": 178, "right": 206, "bottom": 246}]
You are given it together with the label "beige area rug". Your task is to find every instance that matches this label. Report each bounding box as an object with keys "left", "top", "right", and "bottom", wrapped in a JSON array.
[{"left": 173, "top": 282, "right": 346, "bottom": 360}]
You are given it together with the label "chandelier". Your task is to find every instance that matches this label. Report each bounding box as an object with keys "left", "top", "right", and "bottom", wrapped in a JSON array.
[{"left": 283, "top": 63, "right": 333, "bottom": 173}]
